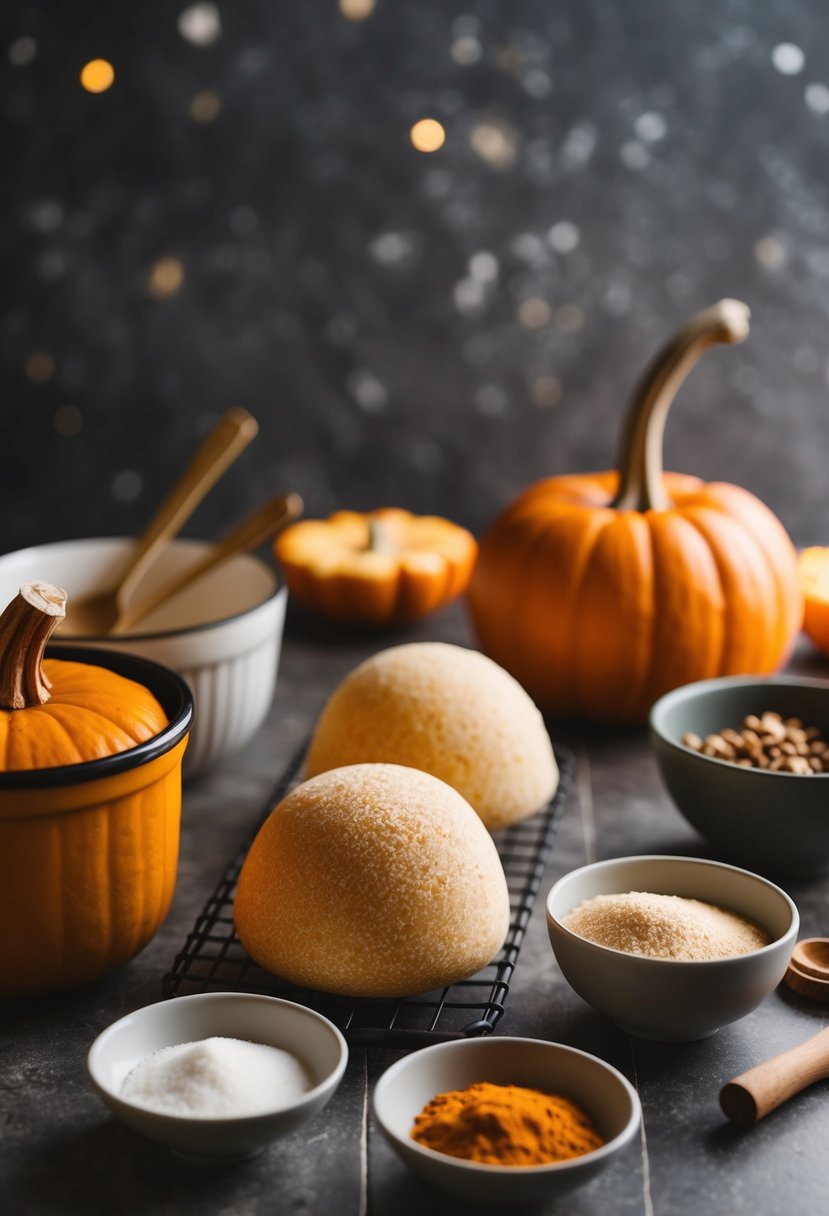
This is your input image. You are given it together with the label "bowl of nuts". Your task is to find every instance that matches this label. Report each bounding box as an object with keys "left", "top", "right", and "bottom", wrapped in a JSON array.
[{"left": 650, "top": 676, "right": 829, "bottom": 876}]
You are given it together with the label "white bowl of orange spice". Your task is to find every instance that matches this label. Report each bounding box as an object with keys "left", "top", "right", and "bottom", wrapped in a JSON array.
[
  {"left": 546, "top": 855, "right": 799, "bottom": 1041},
  {"left": 373, "top": 1037, "right": 640, "bottom": 1205}
]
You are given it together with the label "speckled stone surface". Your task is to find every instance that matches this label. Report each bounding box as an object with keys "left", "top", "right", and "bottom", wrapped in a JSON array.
[{"left": 2, "top": 2, "right": 829, "bottom": 1213}]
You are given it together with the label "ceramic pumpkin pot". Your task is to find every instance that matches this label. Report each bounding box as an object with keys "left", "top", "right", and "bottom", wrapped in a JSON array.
[
  {"left": 0, "top": 582, "right": 192, "bottom": 996},
  {"left": 469, "top": 301, "right": 802, "bottom": 722},
  {"left": 275, "top": 508, "right": 477, "bottom": 626}
]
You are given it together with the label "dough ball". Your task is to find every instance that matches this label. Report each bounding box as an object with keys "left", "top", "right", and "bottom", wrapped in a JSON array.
[
  {"left": 305, "top": 642, "right": 558, "bottom": 830},
  {"left": 234, "top": 763, "right": 511, "bottom": 997}
]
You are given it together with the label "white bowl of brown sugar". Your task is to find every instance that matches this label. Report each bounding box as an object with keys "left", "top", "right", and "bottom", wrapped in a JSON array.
[{"left": 546, "top": 855, "right": 799, "bottom": 1041}]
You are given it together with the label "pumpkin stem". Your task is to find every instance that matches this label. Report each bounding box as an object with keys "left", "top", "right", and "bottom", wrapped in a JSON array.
[
  {"left": 0, "top": 582, "right": 67, "bottom": 709},
  {"left": 366, "top": 518, "right": 395, "bottom": 555},
  {"left": 611, "top": 299, "right": 750, "bottom": 512}
]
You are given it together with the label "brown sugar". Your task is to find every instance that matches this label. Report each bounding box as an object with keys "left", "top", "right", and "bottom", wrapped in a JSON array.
[{"left": 561, "top": 891, "right": 769, "bottom": 960}]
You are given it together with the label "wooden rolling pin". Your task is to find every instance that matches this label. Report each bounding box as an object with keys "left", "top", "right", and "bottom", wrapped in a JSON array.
[{"left": 720, "top": 1025, "right": 829, "bottom": 1126}]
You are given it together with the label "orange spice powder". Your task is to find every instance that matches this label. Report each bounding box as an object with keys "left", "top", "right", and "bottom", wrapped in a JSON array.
[{"left": 411, "top": 1081, "right": 605, "bottom": 1166}]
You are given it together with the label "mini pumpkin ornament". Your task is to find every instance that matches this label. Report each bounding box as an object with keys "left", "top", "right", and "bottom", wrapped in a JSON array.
[
  {"left": 468, "top": 300, "right": 803, "bottom": 722},
  {"left": 0, "top": 581, "right": 168, "bottom": 767},
  {"left": 274, "top": 508, "right": 477, "bottom": 626}
]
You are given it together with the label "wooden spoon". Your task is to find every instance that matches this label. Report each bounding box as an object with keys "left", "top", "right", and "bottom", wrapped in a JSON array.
[
  {"left": 783, "top": 937, "right": 829, "bottom": 1002},
  {"left": 61, "top": 408, "right": 259, "bottom": 636},
  {"left": 109, "top": 492, "right": 303, "bottom": 635},
  {"left": 720, "top": 1023, "right": 829, "bottom": 1126}
]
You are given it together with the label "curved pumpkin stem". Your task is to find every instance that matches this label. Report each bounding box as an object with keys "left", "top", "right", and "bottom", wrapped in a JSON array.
[
  {"left": 611, "top": 299, "right": 750, "bottom": 512},
  {"left": 0, "top": 582, "right": 67, "bottom": 709},
  {"left": 367, "top": 517, "right": 395, "bottom": 555}
]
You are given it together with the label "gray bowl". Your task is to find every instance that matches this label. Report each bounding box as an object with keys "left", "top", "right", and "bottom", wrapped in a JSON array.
[
  {"left": 650, "top": 675, "right": 829, "bottom": 876},
  {"left": 546, "top": 855, "right": 799, "bottom": 1041}
]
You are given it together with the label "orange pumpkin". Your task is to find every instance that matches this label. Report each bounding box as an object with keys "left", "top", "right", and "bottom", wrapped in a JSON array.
[
  {"left": 275, "top": 508, "right": 477, "bottom": 626},
  {"left": 798, "top": 547, "right": 829, "bottom": 658},
  {"left": 468, "top": 301, "right": 803, "bottom": 722},
  {"left": 0, "top": 583, "right": 169, "bottom": 765},
  {"left": 0, "top": 582, "right": 189, "bottom": 996}
]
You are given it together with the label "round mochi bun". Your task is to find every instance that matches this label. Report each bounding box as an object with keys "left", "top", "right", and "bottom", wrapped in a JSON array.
[
  {"left": 305, "top": 642, "right": 558, "bottom": 830},
  {"left": 233, "top": 763, "right": 511, "bottom": 998}
]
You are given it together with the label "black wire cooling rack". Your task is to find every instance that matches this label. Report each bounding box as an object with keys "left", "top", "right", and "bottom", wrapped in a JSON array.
[{"left": 163, "top": 744, "right": 576, "bottom": 1047}]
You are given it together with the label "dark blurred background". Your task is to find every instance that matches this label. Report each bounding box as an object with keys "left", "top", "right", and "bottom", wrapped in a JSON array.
[{"left": 2, "top": 0, "right": 828, "bottom": 551}]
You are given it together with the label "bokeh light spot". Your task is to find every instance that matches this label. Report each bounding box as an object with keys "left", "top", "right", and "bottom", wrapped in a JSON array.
[
  {"left": 9, "top": 36, "right": 37, "bottom": 66},
  {"left": 178, "top": 4, "right": 222, "bottom": 46},
  {"left": 410, "top": 119, "right": 446, "bottom": 153},
  {"left": 531, "top": 376, "right": 563, "bottom": 409},
  {"left": 805, "top": 82, "right": 829, "bottom": 114},
  {"left": 518, "top": 298, "right": 552, "bottom": 328},
  {"left": 772, "top": 43, "right": 804, "bottom": 76},
  {"left": 753, "top": 235, "right": 788, "bottom": 270},
  {"left": 339, "top": 0, "right": 377, "bottom": 19},
  {"left": 80, "top": 59, "right": 115, "bottom": 94},
  {"left": 147, "top": 257, "right": 185, "bottom": 298},
  {"left": 111, "top": 470, "right": 143, "bottom": 504},
  {"left": 54, "top": 405, "right": 83, "bottom": 437},
  {"left": 189, "top": 91, "right": 221, "bottom": 122},
  {"left": 555, "top": 303, "right": 585, "bottom": 333},
  {"left": 25, "top": 351, "right": 55, "bottom": 383},
  {"left": 469, "top": 121, "right": 517, "bottom": 169}
]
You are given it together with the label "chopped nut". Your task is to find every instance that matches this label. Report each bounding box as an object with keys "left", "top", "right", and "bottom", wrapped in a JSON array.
[
  {"left": 687, "top": 710, "right": 828, "bottom": 775},
  {"left": 721, "top": 728, "right": 744, "bottom": 749},
  {"left": 785, "top": 756, "right": 812, "bottom": 775}
]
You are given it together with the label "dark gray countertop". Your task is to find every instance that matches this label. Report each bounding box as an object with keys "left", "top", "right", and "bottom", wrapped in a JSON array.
[{"left": 2, "top": 601, "right": 827, "bottom": 1216}]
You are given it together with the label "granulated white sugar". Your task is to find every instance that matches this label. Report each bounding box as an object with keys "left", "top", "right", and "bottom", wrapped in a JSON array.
[
  {"left": 561, "top": 891, "right": 769, "bottom": 961},
  {"left": 120, "top": 1036, "right": 313, "bottom": 1117}
]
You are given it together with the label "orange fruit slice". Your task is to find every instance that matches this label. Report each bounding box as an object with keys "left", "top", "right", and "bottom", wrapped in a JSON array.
[{"left": 798, "top": 547, "right": 829, "bottom": 657}]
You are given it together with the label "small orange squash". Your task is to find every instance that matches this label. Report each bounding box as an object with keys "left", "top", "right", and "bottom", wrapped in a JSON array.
[
  {"left": 0, "top": 582, "right": 169, "bottom": 766},
  {"left": 468, "top": 301, "right": 803, "bottom": 722},
  {"left": 0, "top": 582, "right": 190, "bottom": 996},
  {"left": 798, "top": 547, "right": 829, "bottom": 658},
  {"left": 275, "top": 508, "right": 477, "bottom": 626}
]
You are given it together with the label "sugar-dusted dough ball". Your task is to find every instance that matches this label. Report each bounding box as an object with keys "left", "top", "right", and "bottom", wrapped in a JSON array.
[
  {"left": 305, "top": 642, "right": 558, "bottom": 830},
  {"left": 233, "top": 764, "right": 510, "bottom": 998}
]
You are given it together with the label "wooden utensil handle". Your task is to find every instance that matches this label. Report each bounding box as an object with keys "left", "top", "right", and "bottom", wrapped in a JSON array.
[
  {"left": 111, "top": 492, "right": 303, "bottom": 634},
  {"left": 116, "top": 407, "right": 259, "bottom": 607},
  {"left": 720, "top": 1025, "right": 829, "bottom": 1126}
]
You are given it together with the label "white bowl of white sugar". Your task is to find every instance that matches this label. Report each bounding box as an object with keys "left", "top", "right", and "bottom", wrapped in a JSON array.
[
  {"left": 546, "top": 855, "right": 799, "bottom": 1042},
  {"left": 87, "top": 992, "right": 348, "bottom": 1162}
]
